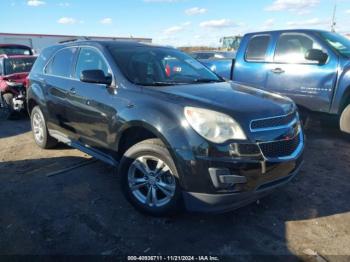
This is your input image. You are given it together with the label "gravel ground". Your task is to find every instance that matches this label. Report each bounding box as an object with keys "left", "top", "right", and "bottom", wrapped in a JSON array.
[{"left": 0, "top": 116, "right": 349, "bottom": 261}]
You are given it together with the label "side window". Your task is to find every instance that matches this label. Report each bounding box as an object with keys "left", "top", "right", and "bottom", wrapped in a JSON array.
[
  {"left": 0, "top": 60, "right": 3, "bottom": 75},
  {"left": 245, "top": 35, "right": 270, "bottom": 62},
  {"left": 45, "top": 47, "right": 77, "bottom": 77},
  {"left": 75, "top": 47, "right": 109, "bottom": 79},
  {"left": 274, "top": 34, "right": 324, "bottom": 63}
]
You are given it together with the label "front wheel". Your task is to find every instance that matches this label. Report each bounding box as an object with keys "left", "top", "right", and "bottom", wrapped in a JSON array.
[{"left": 119, "top": 139, "right": 183, "bottom": 216}]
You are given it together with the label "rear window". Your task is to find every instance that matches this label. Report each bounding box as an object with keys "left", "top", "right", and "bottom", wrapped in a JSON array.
[
  {"left": 245, "top": 35, "right": 270, "bottom": 62},
  {"left": 45, "top": 47, "right": 77, "bottom": 78},
  {"left": 4, "top": 57, "right": 36, "bottom": 75}
]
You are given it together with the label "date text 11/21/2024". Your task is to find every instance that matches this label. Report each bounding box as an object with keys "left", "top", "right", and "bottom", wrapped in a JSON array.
[{"left": 127, "top": 255, "right": 220, "bottom": 261}]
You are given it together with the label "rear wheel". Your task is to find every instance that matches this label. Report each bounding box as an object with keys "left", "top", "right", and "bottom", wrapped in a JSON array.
[
  {"left": 119, "top": 139, "right": 183, "bottom": 216},
  {"left": 30, "top": 106, "right": 58, "bottom": 149},
  {"left": 340, "top": 103, "right": 350, "bottom": 134}
]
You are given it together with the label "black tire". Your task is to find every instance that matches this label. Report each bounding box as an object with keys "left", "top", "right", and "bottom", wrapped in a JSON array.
[
  {"left": 30, "top": 106, "right": 58, "bottom": 149},
  {"left": 119, "top": 138, "right": 183, "bottom": 216},
  {"left": 0, "top": 93, "right": 14, "bottom": 120}
]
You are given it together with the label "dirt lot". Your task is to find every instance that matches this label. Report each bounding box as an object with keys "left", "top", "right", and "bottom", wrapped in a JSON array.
[{"left": 0, "top": 116, "right": 350, "bottom": 260}]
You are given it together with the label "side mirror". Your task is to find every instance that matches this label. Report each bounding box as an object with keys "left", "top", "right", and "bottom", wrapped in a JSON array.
[
  {"left": 80, "top": 70, "right": 112, "bottom": 85},
  {"left": 305, "top": 49, "right": 328, "bottom": 65}
]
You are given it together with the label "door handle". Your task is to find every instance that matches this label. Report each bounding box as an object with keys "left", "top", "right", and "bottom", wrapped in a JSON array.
[
  {"left": 271, "top": 68, "right": 285, "bottom": 74},
  {"left": 69, "top": 87, "right": 76, "bottom": 95}
]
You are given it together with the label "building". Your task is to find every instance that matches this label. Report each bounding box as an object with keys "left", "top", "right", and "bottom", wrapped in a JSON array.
[{"left": 0, "top": 32, "right": 152, "bottom": 54}]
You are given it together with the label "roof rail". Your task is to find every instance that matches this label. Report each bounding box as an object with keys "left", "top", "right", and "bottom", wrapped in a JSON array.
[
  {"left": 58, "top": 38, "right": 79, "bottom": 44},
  {"left": 59, "top": 36, "right": 91, "bottom": 44}
]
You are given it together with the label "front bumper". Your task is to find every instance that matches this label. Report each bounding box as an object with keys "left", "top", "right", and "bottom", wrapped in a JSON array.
[
  {"left": 183, "top": 159, "right": 303, "bottom": 213},
  {"left": 177, "top": 128, "right": 304, "bottom": 213}
]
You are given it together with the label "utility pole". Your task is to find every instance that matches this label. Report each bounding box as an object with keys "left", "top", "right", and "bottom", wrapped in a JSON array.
[{"left": 331, "top": 1, "right": 337, "bottom": 32}]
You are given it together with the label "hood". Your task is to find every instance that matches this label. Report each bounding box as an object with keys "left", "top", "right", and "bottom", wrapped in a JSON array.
[{"left": 152, "top": 81, "right": 295, "bottom": 122}]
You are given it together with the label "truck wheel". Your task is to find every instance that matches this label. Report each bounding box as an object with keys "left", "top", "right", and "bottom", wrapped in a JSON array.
[
  {"left": 0, "top": 93, "right": 14, "bottom": 120},
  {"left": 30, "top": 106, "right": 58, "bottom": 149},
  {"left": 340, "top": 104, "right": 350, "bottom": 134},
  {"left": 119, "top": 139, "right": 183, "bottom": 216}
]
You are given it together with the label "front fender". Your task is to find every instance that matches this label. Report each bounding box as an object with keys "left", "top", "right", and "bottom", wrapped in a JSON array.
[
  {"left": 114, "top": 103, "right": 206, "bottom": 191},
  {"left": 330, "top": 61, "right": 350, "bottom": 114},
  {"left": 116, "top": 103, "right": 194, "bottom": 152}
]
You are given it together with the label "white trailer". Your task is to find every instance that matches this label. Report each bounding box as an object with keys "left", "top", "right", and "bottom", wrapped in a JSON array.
[{"left": 0, "top": 33, "right": 152, "bottom": 54}]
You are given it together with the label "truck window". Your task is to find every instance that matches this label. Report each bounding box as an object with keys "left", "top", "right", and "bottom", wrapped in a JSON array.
[
  {"left": 75, "top": 47, "right": 110, "bottom": 80},
  {"left": 45, "top": 47, "right": 77, "bottom": 78},
  {"left": 274, "top": 34, "right": 324, "bottom": 64},
  {"left": 245, "top": 35, "right": 270, "bottom": 62}
]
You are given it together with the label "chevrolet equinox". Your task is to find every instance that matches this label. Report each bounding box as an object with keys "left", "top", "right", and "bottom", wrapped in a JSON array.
[{"left": 27, "top": 41, "right": 304, "bottom": 215}]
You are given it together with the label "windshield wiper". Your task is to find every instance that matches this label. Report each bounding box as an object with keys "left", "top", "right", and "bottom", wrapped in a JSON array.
[
  {"left": 192, "top": 78, "right": 224, "bottom": 83},
  {"left": 137, "top": 81, "right": 189, "bottom": 86}
]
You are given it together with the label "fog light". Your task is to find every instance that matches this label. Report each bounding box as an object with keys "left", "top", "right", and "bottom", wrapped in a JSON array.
[{"left": 209, "top": 168, "right": 247, "bottom": 190}]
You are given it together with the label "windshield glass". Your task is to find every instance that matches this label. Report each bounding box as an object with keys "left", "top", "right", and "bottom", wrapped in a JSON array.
[
  {"left": 4, "top": 57, "right": 36, "bottom": 75},
  {"left": 319, "top": 32, "right": 350, "bottom": 58},
  {"left": 108, "top": 46, "right": 223, "bottom": 86},
  {"left": 0, "top": 46, "right": 32, "bottom": 56}
]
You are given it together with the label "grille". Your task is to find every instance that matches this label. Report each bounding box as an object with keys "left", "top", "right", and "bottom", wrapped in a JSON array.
[
  {"left": 237, "top": 144, "right": 260, "bottom": 156},
  {"left": 251, "top": 112, "right": 297, "bottom": 130},
  {"left": 259, "top": 133, "right": 300, "bottom": 158}
]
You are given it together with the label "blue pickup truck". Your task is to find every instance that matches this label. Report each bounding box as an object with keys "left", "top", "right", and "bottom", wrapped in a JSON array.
[
  {"left": 190, "top": 51, "right": 235, "bottom": 80},
  {"left": 204, "top": 30, "right": 350, "bottom": 134}
]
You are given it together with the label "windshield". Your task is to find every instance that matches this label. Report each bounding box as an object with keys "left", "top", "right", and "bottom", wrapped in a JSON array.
[
  {"left": 4, "top": 57, "right": 36, "bottom": 75},
  {"left": 319, "top": 32, "right": 350, "bottom": 58},
  {"left": 108, "top": 46, "right": 223, "bottom": 86},
  {"left": 0, "top": 46, "right": 33, "bottom": 56}
]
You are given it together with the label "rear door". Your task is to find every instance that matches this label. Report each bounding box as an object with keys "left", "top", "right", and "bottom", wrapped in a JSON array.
[
  {"left": 265, "top": 32, "right": 338, "bottom": 112},
  {"left": 233, "top": 34, "right": 272, "bottom": 88},
  {"left": 44, "top": 47, "right": 78, "bottom": 135}
]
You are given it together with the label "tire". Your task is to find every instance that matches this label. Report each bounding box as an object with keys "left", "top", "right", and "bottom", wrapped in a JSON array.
[
  {"left": 340, "top": 104, "right": 350, "bottom": 134},
  {"left": 0, "top": 93, "right": 14, "bottom": 120},
  {"left": 119, "top": 138, "right": 183, "bottom": 216},
  {"left": 30, "top": 106, "right": 58, "bottom": 149}
]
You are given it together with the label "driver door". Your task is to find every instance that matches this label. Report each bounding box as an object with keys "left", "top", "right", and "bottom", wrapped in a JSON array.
[{"left": 265, "top": 33, "right": 338, "bottom": 112}]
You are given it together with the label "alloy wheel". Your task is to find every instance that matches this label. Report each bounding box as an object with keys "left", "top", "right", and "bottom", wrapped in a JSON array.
[
  {"left": 32, "top": 112, "right": 45, "bottom": 143},
  {"left": 128, "top": 155, "right": 176, "bottom": 208}
]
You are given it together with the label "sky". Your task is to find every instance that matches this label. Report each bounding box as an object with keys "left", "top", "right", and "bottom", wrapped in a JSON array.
[{"left": 1, "top": 0, "right": 350, "bottom": 47}]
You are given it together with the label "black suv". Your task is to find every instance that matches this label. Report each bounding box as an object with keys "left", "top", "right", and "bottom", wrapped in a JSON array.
[{"left": 28, "top": 41, "right": 304, "bottom": 215}]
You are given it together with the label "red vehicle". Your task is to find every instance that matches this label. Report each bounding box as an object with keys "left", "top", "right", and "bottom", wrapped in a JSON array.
[
  {"left": 0, "top": 44, "right": 33, "bottom": 56},
  {"left": 0, "top": 54, "right": 36, "bottom": 119}
]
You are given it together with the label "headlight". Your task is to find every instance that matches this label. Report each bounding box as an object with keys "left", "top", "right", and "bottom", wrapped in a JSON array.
[{"left": 184, "top": 107, "right": 246, "bottom": 143}]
